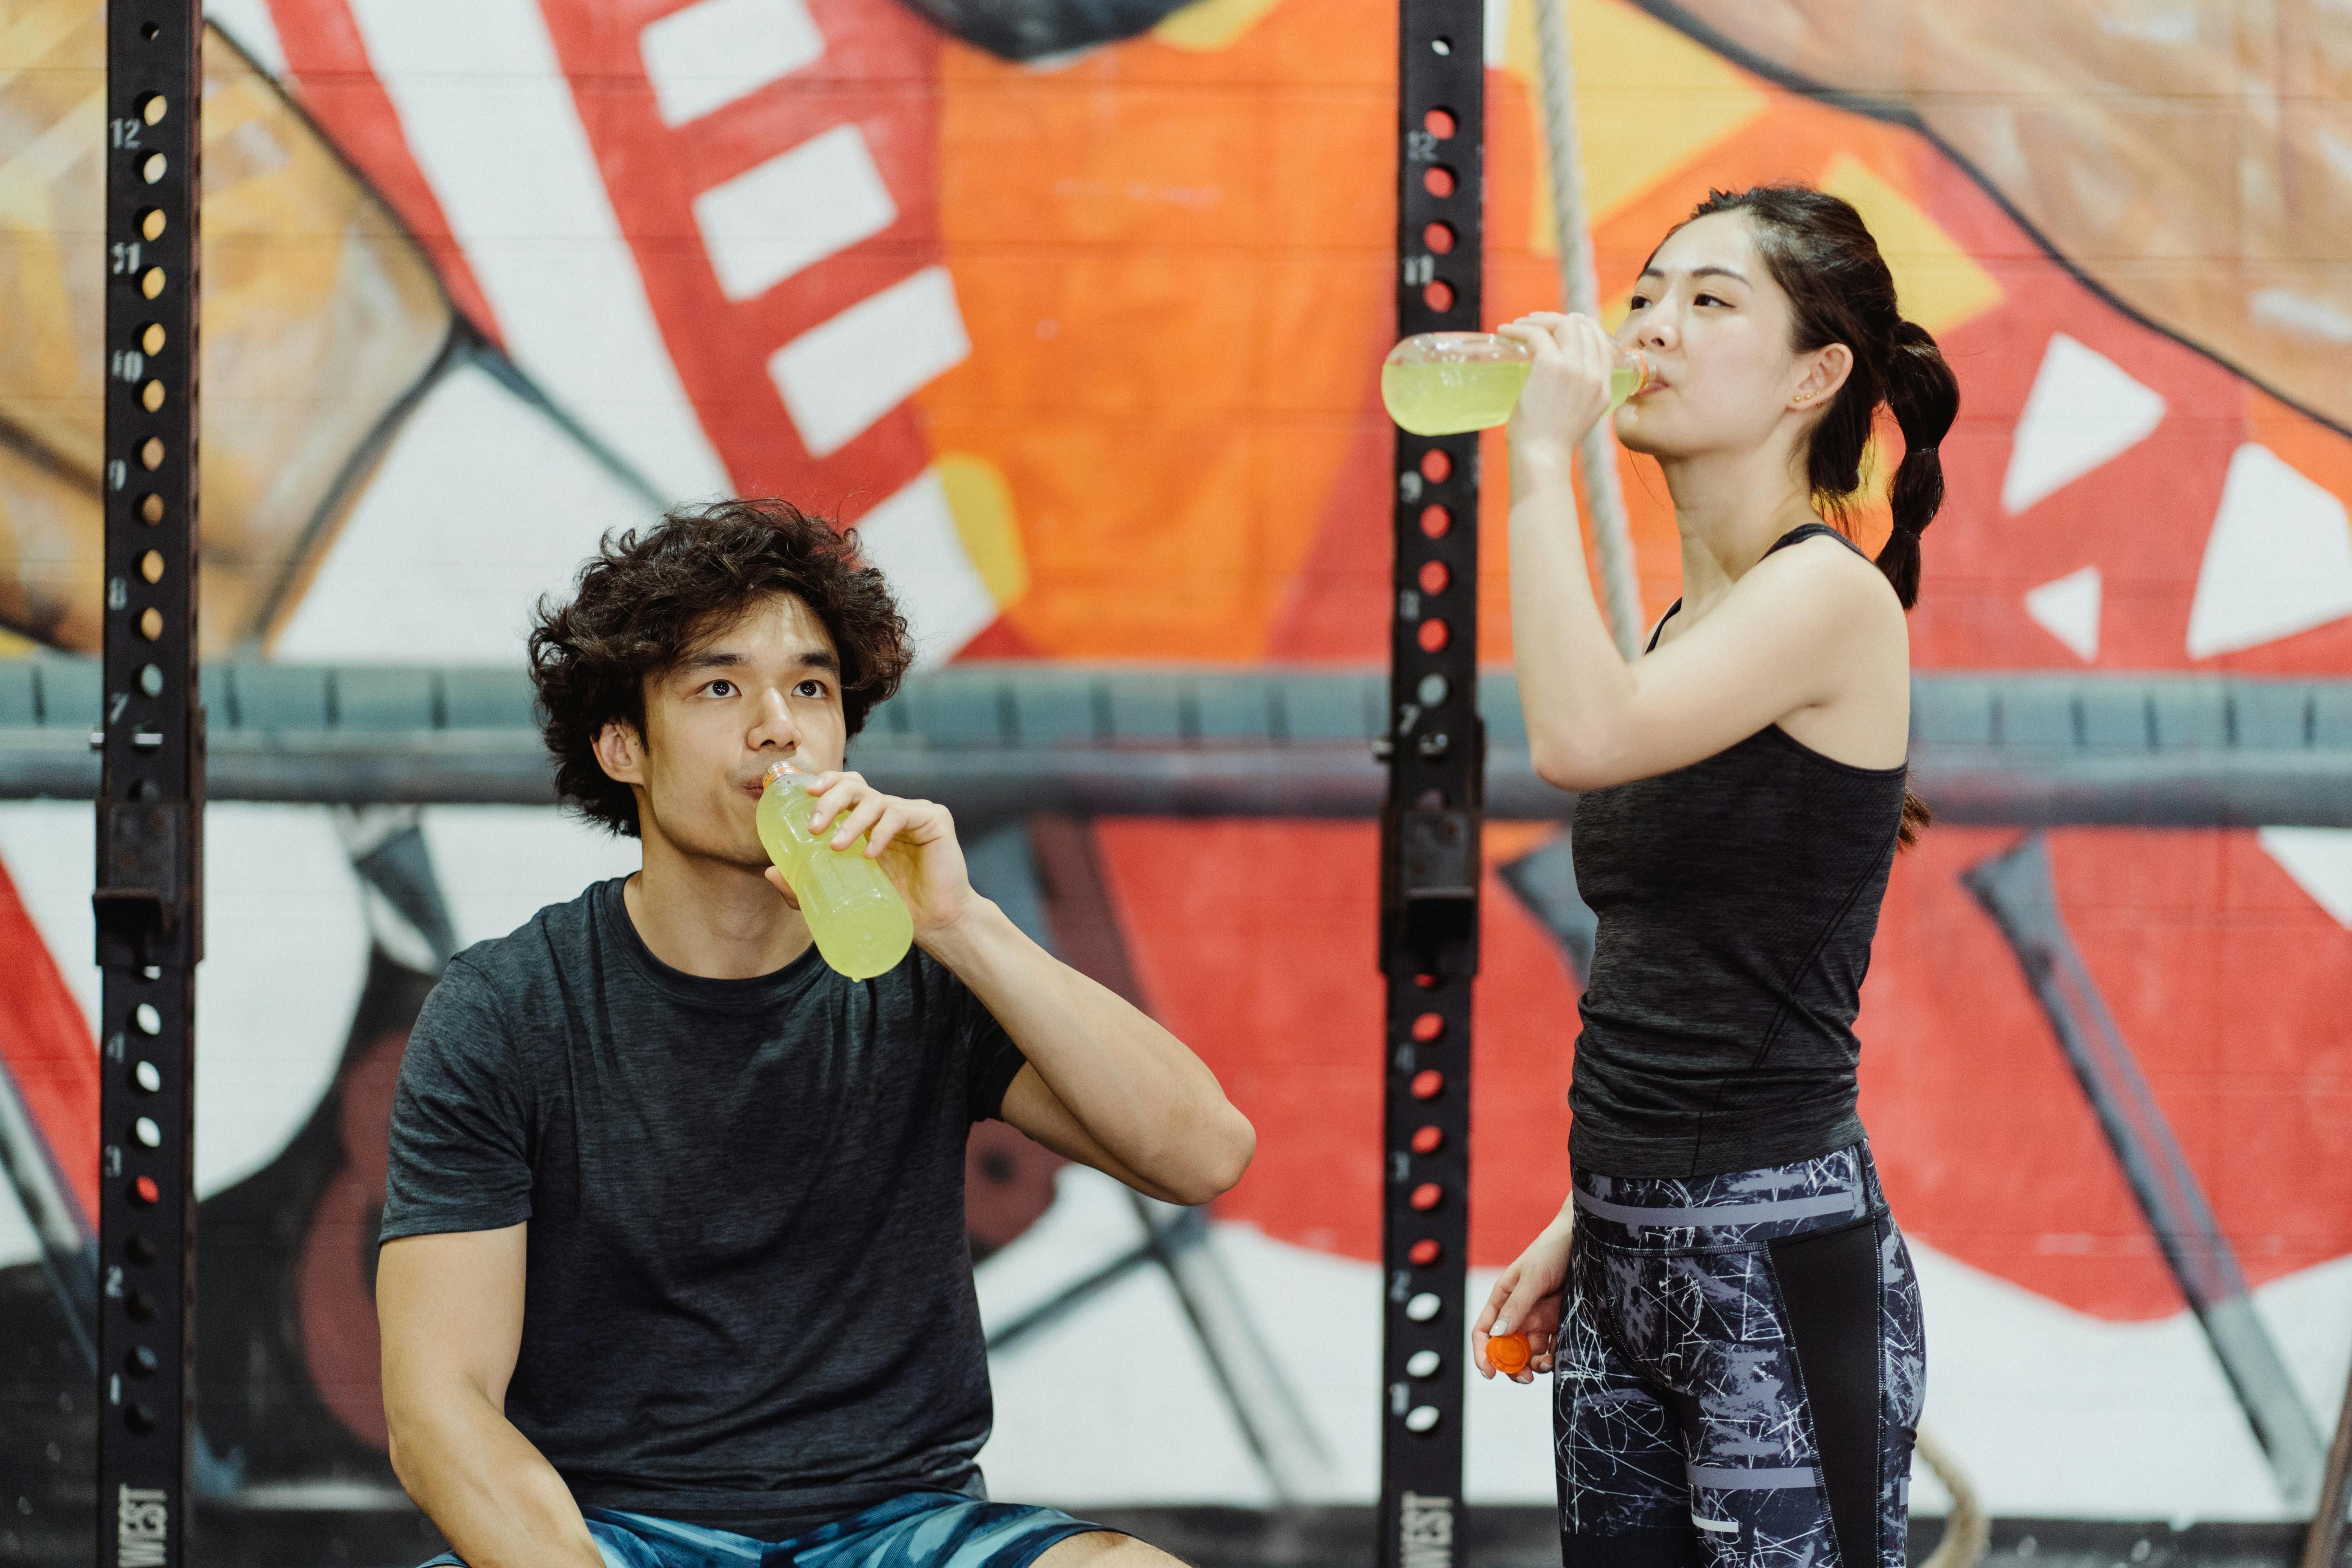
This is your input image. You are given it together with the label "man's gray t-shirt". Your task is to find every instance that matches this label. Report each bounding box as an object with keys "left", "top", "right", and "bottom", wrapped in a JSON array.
[{"left": 380, "top": 877, "right": 1028, "bottom": 1539}]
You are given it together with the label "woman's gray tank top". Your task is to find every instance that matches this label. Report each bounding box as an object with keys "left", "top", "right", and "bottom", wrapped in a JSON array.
[{"left": 1566, "top": 523, "right": 1907, "bottom": 1178}]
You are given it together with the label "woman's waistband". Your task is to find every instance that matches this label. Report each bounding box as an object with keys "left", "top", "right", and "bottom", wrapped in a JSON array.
[{"left": 1570, "top": 1141, "right": 1884, "bottom": 1250}]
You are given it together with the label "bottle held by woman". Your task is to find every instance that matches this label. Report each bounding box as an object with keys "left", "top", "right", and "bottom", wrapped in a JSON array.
[{"left": 1468, "top": 186, "right": 1959, "bottom": 1568}]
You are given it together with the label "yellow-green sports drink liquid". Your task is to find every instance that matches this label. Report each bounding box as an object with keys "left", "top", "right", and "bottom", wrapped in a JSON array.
[
  {"left": 755, "top": 763, "right": 915, "bottom": 980},
  {"left": 1380, "top": 333, "right": 1650, "bottom": 436}
]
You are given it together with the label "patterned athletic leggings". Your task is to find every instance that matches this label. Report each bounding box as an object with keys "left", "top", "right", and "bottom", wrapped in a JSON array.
[{"left": 1552, "top": 1143, "right": 1926, "bottom": 1568}]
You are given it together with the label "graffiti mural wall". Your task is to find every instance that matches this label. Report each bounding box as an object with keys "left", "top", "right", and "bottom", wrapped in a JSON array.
[{"left": 3, "top": 0, "right": 2350, "bottom": 1553}]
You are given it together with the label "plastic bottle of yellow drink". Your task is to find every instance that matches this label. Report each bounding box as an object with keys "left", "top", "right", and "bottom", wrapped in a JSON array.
[
  {"left": 1381, "top": 332, "right": 1654, "bottom": 436},
  {"left": 755, "top": 760, "right": 914, "bottom": 980}
]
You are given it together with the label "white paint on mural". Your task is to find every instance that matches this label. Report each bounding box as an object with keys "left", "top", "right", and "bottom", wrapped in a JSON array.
[
  {"left": 2258, "top": 828, "right": 2352, "bottom": 929},
  {"left": 2001, "top": 334, "right": 2166, "bottom": 515},
  {"left": 2185, "top": 444, "right": 2352, "bottom": 659},
  {"left": 276, "top": 365, "right": 657, "bottom": 664},
  {"left": 205, "top": 0, "right": 288, "bottom": 76},
  {"left": 348, "top": 0, "right": 732, "bottom": 503},
  {"left": 852, "top": 469, "right": 999, "bottom": 668},
  {"left": 770, "top": 266, "right": 972, "bottom": 458},
  {"left": 0, "top": 802, "right": 368, "bottom": 1203},
  {"left": 695, "top": 125, "right": 898, "bottom": 302},
  {"left": 0, "top": 1175, "right": 34, "bottom": 1272},
  {"left": 641, "top": 0, "right": 826, "bottom": 127},
  {"left": 2023, "top": 564, "right": 2102, "bottom": 662},
  {"left": 420, "top": 806, "right": 645, "bottom": 951}
]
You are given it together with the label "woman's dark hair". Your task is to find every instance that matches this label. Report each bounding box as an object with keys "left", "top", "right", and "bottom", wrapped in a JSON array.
[
  {"left": 1669, "top": 185, "right": 1960, "bottom": 843},
  {"left": 529, "top": 498, "right": 913, "bottom": 837}
]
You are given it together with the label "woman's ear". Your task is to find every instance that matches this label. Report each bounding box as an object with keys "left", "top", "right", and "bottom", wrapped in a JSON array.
[
  {"left": 594, "top": 719, "right": 647, "bottom": 786},
  {"left": 1791, "top": 341, "right": 1855, "bottom": 411}
]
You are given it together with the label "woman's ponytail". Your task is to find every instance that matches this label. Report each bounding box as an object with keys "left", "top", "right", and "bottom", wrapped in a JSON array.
[{"left": 1877, "top": 320, "right": 1960, "bottom": 610}]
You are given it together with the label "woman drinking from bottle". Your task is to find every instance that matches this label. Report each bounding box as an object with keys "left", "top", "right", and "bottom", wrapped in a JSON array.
[{"left": 1470, "top": 186, "right": 1958, "bottom": 1568}]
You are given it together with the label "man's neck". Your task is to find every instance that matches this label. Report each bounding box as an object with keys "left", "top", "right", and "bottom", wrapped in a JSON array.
[{"left": 621, "top": 831, "right": 814, "bottom": 980}]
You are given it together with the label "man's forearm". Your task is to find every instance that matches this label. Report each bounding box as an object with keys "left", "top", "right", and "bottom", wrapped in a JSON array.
[
  {"left": 925, "top": 897, "right": 1250, "bottom": 1202},
  {"left": 390, "top": 1388, "right": 604, "bottom": 1568}
]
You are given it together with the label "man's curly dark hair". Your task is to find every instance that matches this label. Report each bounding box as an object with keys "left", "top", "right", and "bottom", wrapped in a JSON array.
[{"left": 528, "top": 499, "right": 913, "bottom": 837}]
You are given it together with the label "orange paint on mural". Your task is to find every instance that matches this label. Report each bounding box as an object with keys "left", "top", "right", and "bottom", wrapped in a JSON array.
[{"left": 921, "top": 0, "right": 1396, "bottom": 661}]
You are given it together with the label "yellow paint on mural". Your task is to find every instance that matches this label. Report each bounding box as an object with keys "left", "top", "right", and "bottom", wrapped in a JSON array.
[
  {"left": 1817, "top": 153, "right": 2002, "bottom": 336},
  {"left": 1152, "top": 0, "right": 1284, "bottom": 51},
  {"left": 935, "top": 455, "right": 1029, "bottom": 609},
  {"left": 1505, "top": 0, "right": 1768, "bottom": 254}
]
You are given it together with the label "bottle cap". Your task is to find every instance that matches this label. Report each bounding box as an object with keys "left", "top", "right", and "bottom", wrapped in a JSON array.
[{"left": 761, "top": 759, "right": 804, "bottom": 789}]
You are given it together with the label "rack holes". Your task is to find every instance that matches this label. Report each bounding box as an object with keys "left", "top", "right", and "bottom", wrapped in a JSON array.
[
  {"left": 141, "top": 20, "right": 159, "bottom": 38},
  {"left": 1413, "top": 972, "right": 1441, "bottom": 990},
  {"left": 1421, "top": 221, "right": 1454, "bottom": 256},
  {"left": 138, "top": 93, "right": 169, "bottom": 126},
  {"left": 1404, "top": 1405, "right": 1441, "bottom": 1434},
  {"left": 138, "top": 607, "right": 163, "bottom": 641},
  {"left": 1421, "top": 165, "right": 1456, "bottom": 199},
  {"left": 1409, "top": 1125, "right": 1443, "bottom": 1155},
  {"left": 1410, "top": 1011, "right": 1445, "bottom": 1042},
  {"left": 1410, "top": 1068, "right": 1444, "bottom": 1100},
  {"left": 139, "top": 267, "right": 165, "bottom": 301},
  {"left": 140, "top": 208, "right": 167, "bottom": 241},
  {"left": 134, "top": 1059, "right": 162, "bottom": 1092},
  {"left": 138, "top": 493, "right": 164, "bottom": 524},
  {"left": 131, "top": 1175, "right": 159, "bottom": 1205},
  {"left": 1405, "top": 1291, "right": 1442, "bottom": 1322},
  {"left": 1417, "top": 559, "right": 1450, "bottom": 596},
  {"left": 1408, "top": 1181, "right": 1443, "bottom": 1211},
  {"left": 125, "top": 1402, "right": 157, "bottom": 1434},
  {"left": 139, "top": 550, "right": 164, "bottom": 583},
  {"left": 1405, "top": 1348, "right": 1441, "bottom": 1377},
  {"left": 1418, "top": 504, "right": 1451, "bottom": 539},
  {"left": 1422, "top": 107, "right": 1457, "bottom": 140},
  {"left": 1421, "top": 279, "right": 1454, "bottom": 312},
  {"left": 1429, "top": 35, "right": 1452, "bottom": 55},
  {"left": 139, "top": 437, "right": 163, "bottom": 469},
  {"left": 139, "top": 664, "right": 163, "bottom": 698},
  {"left": 134, "top": 1003, "right": 161, "bottom": 1036},
  {"left": 1418, "top": 449, "right": 1452, "bottom": 483},
  {"left": 1416, "top": 617, "right": 1450, "bottom": 653},
  {"left": 141, "top": 322, "right": 165, "bottom": 355},
  {"left": 125, "top": 1232, "right": 156, "bottom": 1265},
  {"left": 140, "top": 151, "right": 167, "bottom": 184},
  {"left": 140, "top": 378, "right": 165, "bottom": 410},
  {"left": 133, "top": 1117, "right": 161, "bottom": 1149},
  {"left": 125, "top": 1346, "right": 158, "bottom": 1379},
  {"left": 1417, "top": 673, "right": 1450, "bottom": 706},
  {"left": 125, "top": 1290, "right": 156, "bottom": 1323},
  {"left": 1407, "top": 1238, "right": 1441, "bottom": 1268}
]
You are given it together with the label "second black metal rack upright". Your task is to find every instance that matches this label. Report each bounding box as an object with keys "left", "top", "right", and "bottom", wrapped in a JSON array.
[{"left": 1377, "top": 7, "right": 1486, "bottom": 1568}]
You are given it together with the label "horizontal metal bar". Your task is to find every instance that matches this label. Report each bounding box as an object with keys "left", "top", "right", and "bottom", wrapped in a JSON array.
[
  {"left": 7, "top": 664, "right": 2352, "bottom": 823},
  {"left": 6, "top": 725, "right": 2352, "bottom": 824}
]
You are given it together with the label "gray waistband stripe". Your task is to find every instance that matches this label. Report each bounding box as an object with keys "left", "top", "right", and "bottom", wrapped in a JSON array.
[
  {"left": 1572, "top": 1189, "right": 1862, "bottom": 1227},
  {"left": 1686, "top": 1465, "right": 1821, "bottom": 1490}
]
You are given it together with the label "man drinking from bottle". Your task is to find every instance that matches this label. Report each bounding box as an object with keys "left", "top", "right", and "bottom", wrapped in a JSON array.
[{"left": 374, "top": 499, "right": 1256, "bottom": 1568}]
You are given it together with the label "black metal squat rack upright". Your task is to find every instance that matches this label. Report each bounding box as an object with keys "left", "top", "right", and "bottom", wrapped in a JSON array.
[
  {"left": 1377, "top": 5, "right": 1486, "bottom": 1568},
  {"left": 95, "top": 2, "right": 203, "bottom": 1563}
]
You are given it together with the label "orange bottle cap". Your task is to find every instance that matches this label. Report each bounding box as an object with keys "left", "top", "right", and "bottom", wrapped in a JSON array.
[{"left": 1487, "top": 1332, "right": 1531, "bottom": 1374}]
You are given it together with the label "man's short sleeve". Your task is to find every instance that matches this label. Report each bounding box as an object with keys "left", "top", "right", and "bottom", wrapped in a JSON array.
[
  {"left": 380, "top": 959, "right": 536, "bottom": 1242},
  {"left": 959, "top": 980, "right": 1027, "bottom": 1125}
]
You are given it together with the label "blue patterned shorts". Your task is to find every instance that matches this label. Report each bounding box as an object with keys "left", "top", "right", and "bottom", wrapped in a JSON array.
[
  {"left": 1553, "top": 1143, "right": 1926, "bottom": 1568},
  {"left": 417, "top": 1489, "right": 1106, "bottom": 1568}
]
